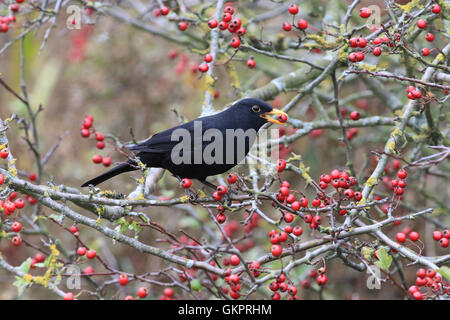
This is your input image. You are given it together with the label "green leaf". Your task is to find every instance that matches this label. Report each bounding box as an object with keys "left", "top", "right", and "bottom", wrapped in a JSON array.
[
  {"left": 437, "top": 266, "right": 450, "bottom": 281},
  {"left": 374, "top": 248, "right": 392, "bottom": 271},
  {"left": 13, "top": 276, "right": 28, "bottom": 297},
  {"left": 14, "top": 258, "right": 32, "bottom": 274}
]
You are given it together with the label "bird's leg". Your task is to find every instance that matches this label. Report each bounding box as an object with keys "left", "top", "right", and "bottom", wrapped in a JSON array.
[{"left": 175, "top": 176, "right": 197, "bottom": 201}]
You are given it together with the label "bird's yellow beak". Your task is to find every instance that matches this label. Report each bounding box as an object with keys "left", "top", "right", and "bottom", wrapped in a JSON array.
[{"left": 261, "top": 108, "right": 288, "bottom": 125}]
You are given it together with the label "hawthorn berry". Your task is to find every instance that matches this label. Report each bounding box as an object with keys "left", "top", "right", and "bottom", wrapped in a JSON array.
[
  {"left": 137, "top": 287, "right": 148, "bottom": 298},
  {"left": 409, "top": 231, "right": 420, "bottom": 242},
  {"left": 284, "top": 212, "right": 294, "bottom": 222},
  {"left": 397, "top": 169, "right": 407, "bottom": 179},
  {"left": 271, "top": 244, "right": 283, "bottom": 257},
  {"left": 417, "top": 20, "right": 427, "bottom": 29},
  {"left": 216, "top": 213, "right": 226, "bottom": 224},
  {"left": 160, "top": 6, "right": 169, "bottom": 15},
  {"left": 212, "top": 191, "right": 223, "bottom": 201},
  {"left": 204, "top": 54, "right": 213, "bottom": 63},
  {"left": 180, "top": 178, "right": 192, "bottom": 188},
  {"left": 96, "top": 141, "right": 105, "bottom": 149},
  {"left": 224, "top": 6, "right": 234, "bottom": 15},
  {"left": 208, "top": 19, "right": 218, "bottom": 29},
  {"left": 291, "top": 201, "right": 300, "bottom": 211},
  {"left": 396, "top": 232, "right": 406, "bottom": 243},
  {"left": 350, "top": 111, "right": 361, "bottom": 120},
  {"left": 246, "top": 58, "right": 256, "bottom": 69},
  {"left": 92, "top": 155, "right": 102, "bottom": 164},
  {"left": 11, "top": 222, "right": 22, "bottom": 233},
  {"left": 118, "top": 273, "right": 129, "bottom": 286},
  {"left": 282, "top": 22, "right": 292, "bottom": 31},
  {"left": 230, "top": 254, "right": 240, "bottom": 266},
  {"left": 69, "top": 225, "right": 79, "bottom": 234},
  {"left": 230, "top": 37, "right": 241, "bottom": 48},
  {"left": 217, "top": 185, "right": 227, "bottom": 195},
  {"left": 218, "top": 21, "right": 228, "bottom": 30},
  {"left": 317, "top": 274, "right": 327, "bottom": 285},
  {"left": 178, "top": 22, "right": 188, "bottom": 31},
  {"left": 440, "top": 237, "right": 449, "bottom": 248},
  {"left": 430, "top": 4, "right": 441, "bottom": 14},
  {"left": 86, "top": 249, "right": 96, "bottom": 259},
  {"left": 81, "top": 128, "right": 90, "bottom": 138},
  {"left": 77, "top": 247, "right": 86, "bottom": 256},
  {"left": 373, "top": 47, "right": 382, "bottom": 56},
  {"left": 425, "top": 33, "right": 434, "bottom": 42},
  {"left": 164, "top": 288, "right": 175, "bottom": 298},
  {"left": 0, "top": 173, "right": 4, "bottom": 185},
  {"left": 0, "top": 149, "right": 9, "bottom": 159},
  {"left": 14, "top": 198, "right": 25, "bottom": 209},
  {"left": 276, "top": 159, "right": 287, "bottom": 172},
  {"left": 357, "top": 37, "right": 367, "bottom": 48},
  {"left": 421, "top": 48, "right": 430, "bottom": 56},
  {"left": 198, "top": 63, "right": 209, "bottom": 73},
  {"left": 297, "top": 19, "right": 308, "bottom": 30},
  {"left": 299, "top": 197, "right": 308, "bottom": 207},
  {"left": 433, "top": 230, "right": 443, "bottom": 241},
  {"left": 304, "top": 214, "right": 312, "bottom": 223},
  {"left": 269, "top": 281, "right": 279, "bottom": 291},
  {"left": 284, "top": 225, "right": 293, "bottom": 233},
  {"left": 288, "top": 4, "right": 299, "bottom": 15},
  {"left": 222, "top": 12, "right": 232, "bottom": 22},
  {"left": 11, "top": 236, "right": 21, "bottom": 246},
  {"left": 359, "top": 7, "right": 371, "bottom": 18},
  {"left": 64, "top": 292, "right": 74, "bottom": 300},
  {"left": 271, "top": 292, "right": 281, "bottom": 300}
]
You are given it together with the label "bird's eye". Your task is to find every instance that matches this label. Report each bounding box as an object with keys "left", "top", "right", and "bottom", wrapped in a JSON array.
[{"left": 252, "top": 105, "right": 261, "bottom": 113}]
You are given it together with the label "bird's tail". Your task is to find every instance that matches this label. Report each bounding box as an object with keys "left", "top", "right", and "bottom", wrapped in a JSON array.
[{"left": 81, "top": 162, "right": 136, "bottom": 187}]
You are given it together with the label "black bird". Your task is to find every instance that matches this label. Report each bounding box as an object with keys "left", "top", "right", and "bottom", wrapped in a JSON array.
[{"left": 81, "top": 98, "right": 287, "bottom": 188}]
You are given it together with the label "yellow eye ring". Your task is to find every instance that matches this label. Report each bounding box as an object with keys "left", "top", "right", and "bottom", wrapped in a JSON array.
[{"left": 252, "top": 105, "right": 261, "bottom": 113}]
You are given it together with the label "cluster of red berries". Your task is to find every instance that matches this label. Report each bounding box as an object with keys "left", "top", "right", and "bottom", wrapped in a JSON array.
[
  {"left": 409, "top": 268, "right": 449, "bottom": 300},
  {"left": 0, "top": 0, "right": 22, "bottom": 33},
  {"left": 77, "top": 246, "right": 97, "bottom": 259},
  {"left": 432, "top": 229, "right": 449, "bottom": 248},
  {"left": 406, "top": 85, "right": 423, "bottom": 100},
  {"left": 309, "top": 267, "right": 328, "bottom": 286},
  {"left": 1, "top": 191, "right": 31, "bottom": 247},
  {"left": 208, "top": 5, "right": 246, "bottom": 47},
  {"left": 269, "top": 273, "right": 299, "bottom": 300},
  {"left": 383, "top": 168, "right": 408, "bottom": 196},
  {"left": 80, "top": 115, "right": 112, "bottom": 167},
  {"left": 281, "top": 4, "right": 308, "bottom": 32}
]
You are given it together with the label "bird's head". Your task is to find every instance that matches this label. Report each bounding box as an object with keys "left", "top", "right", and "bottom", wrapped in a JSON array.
[{"left": 232, "top": 98, "right": 288, "bottom": 126}]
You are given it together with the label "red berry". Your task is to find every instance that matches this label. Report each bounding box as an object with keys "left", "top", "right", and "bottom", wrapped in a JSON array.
[
  {"left": 247, "top": 58, "right": 256, "bottom": 69},
  {"left": 293, "top": 226, "right": 303, "bottom": 236},
  {"left": 417, "top": 19, "right": 427, "bottom": 29},
  {"left": 92, "top": 155, "right": 102, "bottom": 164},
  {"left": 208, "top": 19, "right": 218, "bottom": 29},
  {"left": 160, "top": 6, "right": 169, "bottom": 16},
  {"left": 304, "top": 214, "right": 312, "bottom": 223},
  {"left": 373, "top": 47, "right": 382, "bottom": 56},
  {"left": 288, "top": 4, "right": 299, "bottom": 15},
  {"left": 11, "top": 236, "right": 21, "bottom": 246},
  {"left": 297, "top": 19, "right": 308, "bottom": 30},
  {"left": 86, "top": 249, "right": 96, "bottom": 259},
  {"left": 230, "top": 37, "right": 241, "bottom": 48},
  {"left": 63, "top": 292, "right": 74, "bottom": 300},
  {"left": 350, "top": 111, "right": 361, "bottom": 120},
  {"left": 212, "top": 191, "right": 223, "bottom": 201},
  {"left": 299, "top": 197, "right": 308, "bottom": 208},
  {"left": 409, "top": 231, "right": 420, "bottom": 242},
  {"left": 81, "top": 128, "right": 90, "bottom": 138},
  {"left": 396, "top": 232, "right": 406, "bottom": 243},
  {"left": 217, "top": 185, "right": 227, "bottom": 195},
  {"left": 198, "top": 63, "right": 209, "bottom": 73},
  {"left": 178, "top": 22, "right": 188, "bottom": 31},
  {"left": 180, "top": 178, "right": 192, "bottom": 188},
  {"left": 413, "top": 291, "right": 423, "bottom": 300},
  {"left": 317, "top": 274, "right": 327, "bottom": 285},
  {"left": 271, "top": 244, "right": 283, "bottom": 257},
  {"left": 359, "top": 7, "right": 371, "bottom": 18},
  {"left": 137, "top": 287, "right": 148, "bottom": 298},
  {"left": 431, "top": 4, "right": 441, "bottom": 14},
  {"left": 218, "top": 21, "right": 228, "bottom": 30},
  {"left": 397, "top": 169, "right": 407, "bottom": 179},
  {"left": 118, "top": 273, "right": 129, "bottom": 286},
  {"left": 0, "top": 149, "right": 9, "bottom": 159},
  {"left": 224, "top": 6, "right": 234, "bottom": 14},
  {"left": 204, "top": 54, "right": 213, "bottom": 63},
  {"left": 11, "top": 222, "right": 22, "bottom": 233},
  {"left": 13, "top": 199, "right": 24, "bottom": 210},
  {"left": 222, "top": 12, "right": 232, "bottom": 22},
  {"left": 216, "top": 213, "right": 226, "bottom": 224},
  {"left": 421, "top": 48, "right": 430, "bottom": 56},
  {"left": 284, "top": 212, "right": 294, "bottom": 222},
  {"left": 102, "top": 157, "right": 111, "bottom": 167},
  {"left": 433, "top": 231, "right": 443, "bottom": 241},
  {"left": 425, "top": 33, "right": 434, "bottom": 42},
  {"left": 276, "top": 159, "right": 286, "bottom": 172},
  {"left": 77, "top": 247, "right": 86, "bottom": 256},
  {"left": 282, "top": 22, "right": 292, "bottom": 31},
  {"left": 0, "top": 173, "right": 4, "bottom": 185},
  {"left": 357, "top": 37, "right": 367, "bottom": 48},
  {"left": 230, "top": 254, "right": 240, "bottom": 266},
  {"left": 227, "top": 173, "right": 237, "bottom": 184},
  {"left": 164, "top": 287, "right": 175, "bottom": 298},
  {"left": 10, "top": 4, "right": 20, "bottom": 12},
  {"left": 440, "top": 237, "right": 449, "bottom": 248}
]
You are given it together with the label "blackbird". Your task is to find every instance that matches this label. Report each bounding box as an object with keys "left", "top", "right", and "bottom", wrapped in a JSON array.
[{"left": 81, "top": 98, "right": 287, "bottom": 188}]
